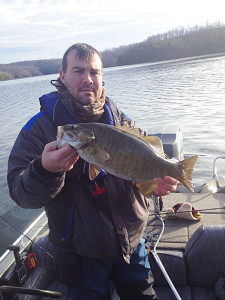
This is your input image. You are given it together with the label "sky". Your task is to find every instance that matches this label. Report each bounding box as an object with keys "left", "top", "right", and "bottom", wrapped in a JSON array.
[{"left": 1, "top": 0, "right": 225, "bottom": 64}]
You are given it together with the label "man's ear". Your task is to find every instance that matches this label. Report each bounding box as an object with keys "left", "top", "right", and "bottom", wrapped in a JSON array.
[{"left": 60, "top": 69, "right": 65, "bottom": 84}]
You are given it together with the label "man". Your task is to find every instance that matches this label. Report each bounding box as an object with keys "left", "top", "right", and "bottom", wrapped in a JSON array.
[{"left": 8, "top": 43, "right": 178, "bottom": 299}]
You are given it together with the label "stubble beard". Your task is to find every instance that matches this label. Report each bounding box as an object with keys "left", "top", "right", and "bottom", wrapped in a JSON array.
[{"left": 77, "top": 92, "right": 96, "bottom": 106}]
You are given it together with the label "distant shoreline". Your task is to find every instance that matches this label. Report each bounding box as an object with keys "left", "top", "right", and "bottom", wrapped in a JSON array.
[{"left": 1, "top": 52, "right": 225, "bottom": 83}]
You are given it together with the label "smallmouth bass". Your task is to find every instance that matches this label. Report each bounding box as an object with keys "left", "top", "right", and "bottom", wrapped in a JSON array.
[{"left": 57, "top": 123, "right": 198, "bottom": 196}]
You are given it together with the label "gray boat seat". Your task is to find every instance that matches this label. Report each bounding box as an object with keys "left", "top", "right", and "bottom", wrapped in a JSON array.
[
  {"left": 149, "top": 249, "right": 191, "bottom": 299},
  {"left": 185, "top": 225, "right": 225, "bottom": 299},
  {"left": 149, "top": 225, "right": 225, "bottom": 300},
  {"left": 16, "top": 234, "right": 72, "bottom": 300},
  {"left": 18, "top": 225, "right": 225, "bottom": 300}
]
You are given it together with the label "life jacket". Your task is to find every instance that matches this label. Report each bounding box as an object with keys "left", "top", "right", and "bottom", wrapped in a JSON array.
[{"left": 40, "top": 91, "right": 117, "bottom": 128}]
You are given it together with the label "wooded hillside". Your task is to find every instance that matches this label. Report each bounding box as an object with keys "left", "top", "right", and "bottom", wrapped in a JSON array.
[
  {"left": 1, "top": 22, "right": 224, "bottom": 81},
  {"left": 0, "top": 59, "right": 61, "bottom": 81},
  {"left": 115, "top": 23, "right": 225, "bottom": 66}
]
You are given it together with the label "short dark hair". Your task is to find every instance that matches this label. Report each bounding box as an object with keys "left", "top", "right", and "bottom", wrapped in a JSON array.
[{"left": 62, "top": 43, "right": 102, "bottom": 72}]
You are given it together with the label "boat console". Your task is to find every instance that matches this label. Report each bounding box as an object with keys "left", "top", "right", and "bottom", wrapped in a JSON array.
[{"left": 148, "top": 125, "right": 184, "bottom": 160}]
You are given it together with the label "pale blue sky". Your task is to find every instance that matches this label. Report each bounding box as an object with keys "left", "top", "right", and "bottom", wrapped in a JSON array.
[{"left": 1, "top": 0, "right": 225, "bottom": 63}]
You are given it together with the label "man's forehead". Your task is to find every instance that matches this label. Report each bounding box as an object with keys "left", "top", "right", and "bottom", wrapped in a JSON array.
[{"left": 68, "top": 50, "right": 102, "bottom": 67}]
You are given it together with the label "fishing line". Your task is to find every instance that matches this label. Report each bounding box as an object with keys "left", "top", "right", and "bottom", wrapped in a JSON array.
[{"left": 0, "top": 214, "right": 53, "bottom": 260}]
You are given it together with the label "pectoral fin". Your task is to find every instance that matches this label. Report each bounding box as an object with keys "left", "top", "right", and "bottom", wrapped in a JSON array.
[
  {"left": 92, "top": 147, "right": 110, "bottom": 162},
  {"left": 135, "top": 180, "right": 156, "bottom": 197}
]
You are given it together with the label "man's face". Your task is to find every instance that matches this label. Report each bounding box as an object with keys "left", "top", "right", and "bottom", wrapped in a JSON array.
[{"left": 60, "top": 50, "right": 103, "bottom": 105}]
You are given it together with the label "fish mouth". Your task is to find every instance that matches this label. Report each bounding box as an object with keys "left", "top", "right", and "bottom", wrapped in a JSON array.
[
  {"left": 57, "top": 125, "right": 95, "bottom": 150},
  {"left": 65, "top": 134, "right": 94, "bottom": 149},
  {"left": 64, "top": 137, "right": 91, "bottom": 149},
  {"left": 79, "top": 139, "right": 95, "bottom": 150}
]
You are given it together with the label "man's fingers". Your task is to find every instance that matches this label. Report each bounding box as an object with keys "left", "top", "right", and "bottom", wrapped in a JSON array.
[
  {"left": 44, "top": 140, "right": 58, "bottom": 151},
  {"left": 42, "top": 142, "right": 79, "bottom": 173},
  {"left": 57, "top": 144, "right": 77, "bottom": 156},
  {"left": 163, "top": 176, "right": 179, "bottom": 185},
  {"left": 154, "top": 177, "right": 179, "bottom": 187},
  {"left": 153, "top": 176, "right": 179, "bottom": 196}
]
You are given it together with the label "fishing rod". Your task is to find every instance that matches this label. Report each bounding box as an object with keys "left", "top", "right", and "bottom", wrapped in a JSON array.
[
  {"left": 149, "top": 194, "right": 182, "bottom": 300},
  {"left": 0, "top": 213, "right": 53, "bottom": 261},
  {"left": 160, "top": 206, "right": 225, "bottom": 217}
]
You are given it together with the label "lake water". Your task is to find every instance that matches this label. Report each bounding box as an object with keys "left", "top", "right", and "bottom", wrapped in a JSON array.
[{"left": 0, "top": 54, "right": 225, "bottom": 255}]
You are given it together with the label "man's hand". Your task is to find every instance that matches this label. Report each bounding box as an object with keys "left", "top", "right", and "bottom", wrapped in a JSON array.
[
  {"left": 41, "top": 141, "right": 79, "bottom": 173},
  {"left": 153, "top": 176, "right": 179, "bottom": 196}
]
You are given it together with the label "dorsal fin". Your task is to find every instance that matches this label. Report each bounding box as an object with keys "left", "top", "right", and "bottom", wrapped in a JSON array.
[
  {"left": 143, "top": 136, "right": 166, "bottom": 158},
  {"left": 115, "top": 124, "right": 165, "bottom": 158},
  {"left": 115, "top": 124, "right": 144, "bottom": 139}
]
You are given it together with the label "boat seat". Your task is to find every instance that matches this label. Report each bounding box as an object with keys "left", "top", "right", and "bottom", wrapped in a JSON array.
[
  {"left": 149, "top": 225, "right": 225, "bottom": 299},
  {"left": 185, "top": 225, "right": 225, "bottom": 299},
  {"left": 149, "top": 248, "right": 192, "bottom": 299},
  {"left": 17, "top": 225, "right": 225, "bottom": 299},
  {"left": 16, "top": 234, "right": 72, "bottom": 300}
]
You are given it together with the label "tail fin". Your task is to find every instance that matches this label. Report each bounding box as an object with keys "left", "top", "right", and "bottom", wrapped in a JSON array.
[{"left": 180, "top": 155, "right": 198, "bottom": 192}]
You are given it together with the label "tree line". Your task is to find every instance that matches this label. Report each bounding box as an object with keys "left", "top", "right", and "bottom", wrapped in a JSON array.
[
  {"left": 0, "top": 59, "right": 62, "bottom": 81},
  {"left": 1, "top": 22, "right": 225, "bottom": 81},
  {"left": 102, "top": 22, "right": 225, "bottom": 67}
]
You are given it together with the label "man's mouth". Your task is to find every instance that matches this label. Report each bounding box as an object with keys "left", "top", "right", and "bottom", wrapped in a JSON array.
[
  {"left": 80, "top": 89, "right": 93, "bottom": 92},
  {"left": 80, "top": 85, "right": 95, "bottom": 93}
]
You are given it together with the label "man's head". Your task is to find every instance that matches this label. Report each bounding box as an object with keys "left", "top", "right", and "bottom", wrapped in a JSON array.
[
  {"left": 61, "top": 43, "right": 103, "bottom": 72},
  {"left": 60, "top": 43, "right": 103, "bottom": 105}
]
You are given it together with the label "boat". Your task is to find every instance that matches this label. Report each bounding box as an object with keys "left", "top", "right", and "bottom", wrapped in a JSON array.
[{"left": 0, "top": 126, "right": 225, "bottom": 300}]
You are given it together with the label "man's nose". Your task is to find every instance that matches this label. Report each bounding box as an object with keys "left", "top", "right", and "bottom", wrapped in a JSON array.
[{"left": 82, "top": 72, "right": 93, "bottom": 84}]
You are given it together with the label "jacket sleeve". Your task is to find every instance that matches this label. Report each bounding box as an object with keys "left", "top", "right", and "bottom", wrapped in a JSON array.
[{"left": 7, "top": 122, "right": 65, "bottom": 209}]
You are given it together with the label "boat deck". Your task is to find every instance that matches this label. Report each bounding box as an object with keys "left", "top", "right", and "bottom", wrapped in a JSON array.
[{"left": 146, "top": 192, "right": 225, "bottom": 250}]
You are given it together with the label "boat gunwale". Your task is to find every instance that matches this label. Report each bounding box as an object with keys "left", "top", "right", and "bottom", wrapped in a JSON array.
[{"left": 0, "top": 211, "right": 48, "bottom": 277}]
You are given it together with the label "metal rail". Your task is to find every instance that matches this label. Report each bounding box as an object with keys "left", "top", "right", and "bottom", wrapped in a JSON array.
[
  {"left": 213, "top": 156, "right": 225, "bottom": 191},
  {"left": 150, "top": 194, "right": 182, "bottom": 300}
]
